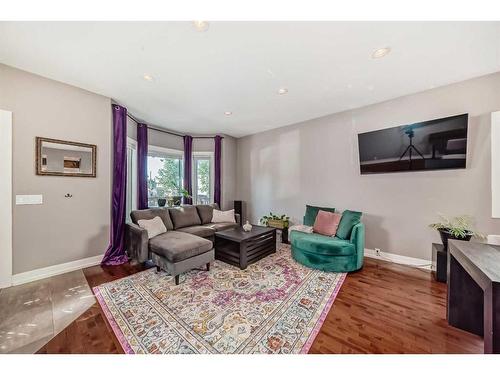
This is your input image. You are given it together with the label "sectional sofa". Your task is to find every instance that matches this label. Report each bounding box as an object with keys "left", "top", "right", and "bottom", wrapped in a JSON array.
[{"left": 126, "top": 204, "right": 240, "bottom": 284}]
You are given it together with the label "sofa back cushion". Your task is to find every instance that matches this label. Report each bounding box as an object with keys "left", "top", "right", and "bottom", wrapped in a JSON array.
[
  {"left": 130, "top": 208, "right": 174, "bottom": 231},
  {"left": 313, "top": 210, "right": 342, "bottom": 237},
  {"left": 169, "top": 205, "right": 202, "bottom": 229},
  {"left": 304, "top": 204, "right": 335, "bottom": 226},
  {"left": 196, "top": 203, "right": 219, "bottom": 224},
  {"left": 336, "top": 210, "right": 362, "bottom": 240}
]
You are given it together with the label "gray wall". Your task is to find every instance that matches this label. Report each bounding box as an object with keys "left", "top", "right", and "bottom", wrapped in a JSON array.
[
  {"left": 236, "top": 72, "right": 500, "bottom": 260},
  {"left": 0, "top": 64, "right": 112, "bottom": 274}
]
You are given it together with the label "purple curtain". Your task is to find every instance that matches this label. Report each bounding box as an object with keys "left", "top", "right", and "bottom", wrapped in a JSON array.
[
  {"left": 137, "top": 123, "right": 148, "bottom": 210},
  {"left": 102, "top": 105, "right": 129, "bottom": 266},
  {"left": 183, "top": 135, "right": 193, "bottom": 205},
  {"left": 214, "top": 135, "right": 222, "bottom": 207}
]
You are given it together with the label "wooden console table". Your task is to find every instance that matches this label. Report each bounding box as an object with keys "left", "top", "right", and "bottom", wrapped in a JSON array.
[{"left": 447, "top": 240, "right": 500, "bottom": 354}]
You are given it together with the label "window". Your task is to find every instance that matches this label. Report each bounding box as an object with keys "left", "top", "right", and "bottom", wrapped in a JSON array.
[
  {"left": 193, "top": 152, "right": 214, "bottom": 205},
  {"left": 125, "top": 138, "right": 137, "bottom": 222},
  {"left": 147, "top": 146, "right": 183, "bottom": 207}
]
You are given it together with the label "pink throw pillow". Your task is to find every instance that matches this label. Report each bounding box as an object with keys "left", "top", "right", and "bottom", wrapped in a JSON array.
[{"left": 313, "top": 210, "right": 342, "bottom": 237}]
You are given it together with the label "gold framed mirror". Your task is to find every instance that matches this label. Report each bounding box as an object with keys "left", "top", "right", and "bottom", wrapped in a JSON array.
[{"left": 36, "top": 137, "right": 97, "bottom": 177}]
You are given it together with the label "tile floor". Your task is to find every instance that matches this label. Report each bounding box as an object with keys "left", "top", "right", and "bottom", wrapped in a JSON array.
[{"left": 0, "top": 270, "right": 95, "bottom": 353}]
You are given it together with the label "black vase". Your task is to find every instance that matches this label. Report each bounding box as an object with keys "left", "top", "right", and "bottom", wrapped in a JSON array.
[
  {"left": 438, "top": 228, "right": 473, "bottom": 251},
  {"left": 157, "top": 198, "right": 167, "bottom": 207}
]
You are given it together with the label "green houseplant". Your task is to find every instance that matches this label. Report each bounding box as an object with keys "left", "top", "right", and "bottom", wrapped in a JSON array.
[
  {"left": 260, "top": 212, "right": 290, "bottom": 229},
  {"left": 429, "top": 214, "right": 483, "bottom": 251},
  {"left": 180, "top": 188, "right": 192, "bottom": 199}
]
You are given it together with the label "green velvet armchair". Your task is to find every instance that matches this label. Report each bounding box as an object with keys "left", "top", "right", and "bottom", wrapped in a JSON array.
[{"left": 290, "top": 206, "right": 365, "bottom": 272}]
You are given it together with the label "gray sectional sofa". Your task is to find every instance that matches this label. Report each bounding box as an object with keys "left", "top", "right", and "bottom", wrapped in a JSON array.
[{"left": 126, "top": 204, "right": 240, "bottom": 284}]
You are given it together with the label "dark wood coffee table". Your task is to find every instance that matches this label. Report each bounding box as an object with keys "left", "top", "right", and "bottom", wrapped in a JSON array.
[{"left": 214, "top": 225, "right": 277, "bottom": 270}]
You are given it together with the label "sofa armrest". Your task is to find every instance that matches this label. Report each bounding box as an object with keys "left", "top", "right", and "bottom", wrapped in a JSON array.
[
  {"left": 350, "top": 223, "right": 365, "bottom": 270},
  {"left": 235, "top": 213, "right": 241, "bottom": 225},
  {"left": 125, "top": 223, "right": 149, "bottom": 263}
]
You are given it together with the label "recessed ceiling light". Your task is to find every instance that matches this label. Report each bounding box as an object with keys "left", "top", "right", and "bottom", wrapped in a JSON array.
[
  {"left": 371, "top": 47, "right": 391, "bottom": 59},
  {"left": 278, "top": 88, "right": 288, "bottom": 95},
  {"left": 193, "top": 21, "right": 210, "bottom": 32},
  {"left": 143, "top": 74, "right": 153, "bottom": 81},
  {"left": 224, "top": 111, "right": 232, "bottom": 116}
]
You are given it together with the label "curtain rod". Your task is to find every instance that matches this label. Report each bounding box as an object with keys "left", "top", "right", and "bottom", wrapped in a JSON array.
[{"left": 126, "top": 113, "right": 223, "bottom": 140}]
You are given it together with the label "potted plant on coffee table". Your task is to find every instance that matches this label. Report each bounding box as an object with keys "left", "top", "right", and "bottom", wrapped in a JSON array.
[
  {"left": 260, "top": 212, "right": 290, "bottom": 243},
  {"left": 429, "top": 214, "right": 483, "bottom": 251},
  {"left": 260, "top": 212, "right": 290, "bottom": 229}
]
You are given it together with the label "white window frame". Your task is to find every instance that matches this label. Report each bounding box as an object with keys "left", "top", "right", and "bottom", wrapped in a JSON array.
[
  {"left": 126, "top": 137, "right": 137, "bottom": 222},
  {"left": 148, "top": 144, "right": 184, "bottom": 158},
  {"left": 192, "top": 151, "right": 214, "bottom": 205},
  {"left": 147, "top": 145, "right": 184, "bottom": 207}
]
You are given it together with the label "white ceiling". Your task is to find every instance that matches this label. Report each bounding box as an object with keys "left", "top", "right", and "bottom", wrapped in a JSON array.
[{"left": 1, "top": 22, "right": 500, "bottom": 137}]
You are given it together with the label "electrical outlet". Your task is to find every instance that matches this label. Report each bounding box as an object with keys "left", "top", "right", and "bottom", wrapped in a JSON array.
[{"left": 375, "top": 248, "right": 381, "bottom": 256}]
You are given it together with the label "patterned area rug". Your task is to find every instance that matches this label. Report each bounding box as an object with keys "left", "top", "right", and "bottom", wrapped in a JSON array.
[{"left": 94, "top": 244, "right": 346, "bottom": 354}]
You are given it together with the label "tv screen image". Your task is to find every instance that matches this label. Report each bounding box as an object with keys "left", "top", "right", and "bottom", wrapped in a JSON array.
[{"left": 357, "top": 113, "right": 468, "bottom": 174}]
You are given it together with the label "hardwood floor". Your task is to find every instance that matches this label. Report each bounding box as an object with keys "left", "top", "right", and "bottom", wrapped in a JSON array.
[{"left": 36, "top": 258, "right": 483, "bottom": 354}]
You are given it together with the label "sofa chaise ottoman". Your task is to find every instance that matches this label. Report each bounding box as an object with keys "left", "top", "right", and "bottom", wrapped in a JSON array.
[{"left": 290, "top": 205, "right": 364, "bottom": 273}]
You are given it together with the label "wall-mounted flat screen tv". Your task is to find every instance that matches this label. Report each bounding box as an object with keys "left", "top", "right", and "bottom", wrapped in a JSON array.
[{"left": 358, "top": 114, "right": 468, "bottom": 174}]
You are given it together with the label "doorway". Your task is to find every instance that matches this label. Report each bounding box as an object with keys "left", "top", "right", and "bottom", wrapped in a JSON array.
[{"left": 0, "top": 109, "right": 12, "bottom": 288}]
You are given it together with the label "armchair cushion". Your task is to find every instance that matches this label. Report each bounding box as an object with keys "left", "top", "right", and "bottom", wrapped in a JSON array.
[
  {"left": 313, "top": 210, "right": 342, "bottom": 236},
  {"left": 336, "top": 210, "right": 362, "bottom": 240},
  {"left": 304, "top": 205, "right": 335, "bottom": 226}
]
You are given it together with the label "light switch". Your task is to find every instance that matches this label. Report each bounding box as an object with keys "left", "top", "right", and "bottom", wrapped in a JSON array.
[{"left": 15, "top": 195, "right": 43, "bottom": 205}]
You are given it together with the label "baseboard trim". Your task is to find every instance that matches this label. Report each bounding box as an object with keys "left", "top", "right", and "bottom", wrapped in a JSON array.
[
  {"left": 364, "top": 248, "right": 432, "bottom": 270},
  {"left": 0, "top": 278, "right": 12, "bottom": 289},
  {"left": 11, "top": 254, "right": 103, "bottom": 286}
]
